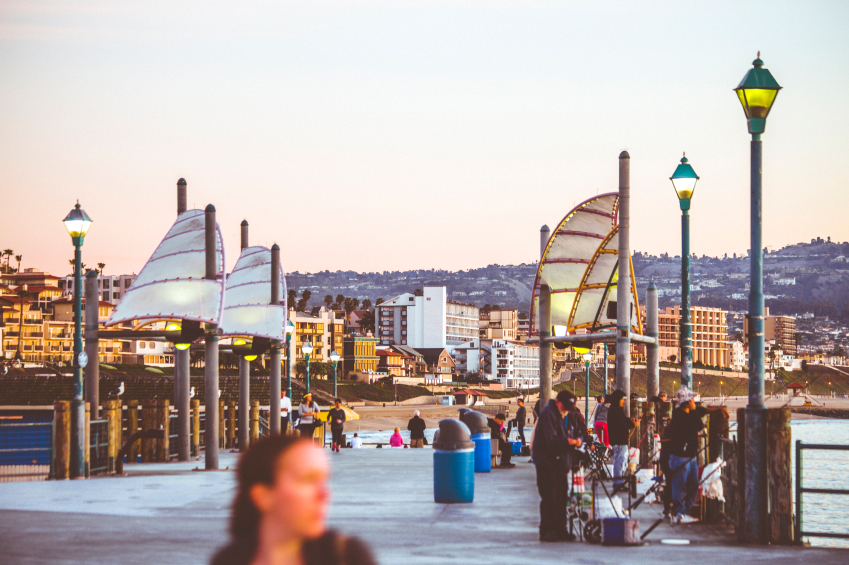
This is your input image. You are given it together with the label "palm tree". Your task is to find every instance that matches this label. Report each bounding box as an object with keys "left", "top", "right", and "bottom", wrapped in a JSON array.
[
  {"left": 97, "top": 262, "right": 105, "bottom": 276},
  {"left": 335, "top": 294, "right": 345, "bottom": 308},
  {"left": 324, "top": 294, "right": 333, "bottom": 309},
  {"left": 15, "top": 255, "right": 22, "bottom": 273},
  {"left": 2, "top": 249, "right": 12, "bottom": 272}
]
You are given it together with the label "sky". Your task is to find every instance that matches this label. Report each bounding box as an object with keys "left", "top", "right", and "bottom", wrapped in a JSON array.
[{"left": 2, "top": 1, "right": 848, "bottom": 278}]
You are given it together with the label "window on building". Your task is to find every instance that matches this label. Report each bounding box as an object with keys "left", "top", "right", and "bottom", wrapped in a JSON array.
[
  {"left": 113, "top": 292, "right": 119, "bottom": 299},
  {"left": 140, "top": 342, "right": 146, "bottom": 349},
  {"left": 124, "top": 279, "right": 131, "bottom": 288},
  {"left": 103, "top": 292, "right": 108, "bottom": 301}
]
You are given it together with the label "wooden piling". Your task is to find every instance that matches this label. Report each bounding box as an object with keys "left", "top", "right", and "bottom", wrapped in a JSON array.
[
  {"left": 154, "top": 399, "right": 170, "bottom": 462},
  {"left": 104, "top": 399, "right": 120, "bottom": 473},
  {"left": 53, "top": 401, "right": 70, "bottom": 480},
  {"left": 141, "top": 401, "right": 152, "bottom": 463},
  {"left": 767, "top": 407, "right": 793, "bottom": 544},
  {"left": 218, "top": 400, "right": 226, "bottom": 449},
  {"left": 84, "top": 401, "right": 90, "bottom": 478},
  {"left": 250, "top": 400, "right": 260, "bottom": 443},
  {"left": 737, "top": 408, "right": 747, "bottom": 541},
  {"left": 640, "top": 401, "right": 655, "bottom": 469},
  {"left": 227, "top": 401, "right": 236, "bottom": 449},
  {"left": 126, "top": 400, "right": 139, "bottom": 464},
  {"left": 191, "top": 399, "right": 200, "bottom": 457}
]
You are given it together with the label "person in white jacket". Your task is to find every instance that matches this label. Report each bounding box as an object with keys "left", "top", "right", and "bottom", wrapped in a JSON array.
[
  {"left": 280, "top": 391, "right": 292, "bottom": 435},
  {"left": 298, "top": 392, "right": 320, "bottom": 440}
]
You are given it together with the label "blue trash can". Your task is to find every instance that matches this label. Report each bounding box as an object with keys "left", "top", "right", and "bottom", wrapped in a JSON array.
[
  {"left": 459, "top": 410, "right": 491, "bottom": 473},
  {"left": 433, "top": 418, "right": 475, "bottom": 503}
]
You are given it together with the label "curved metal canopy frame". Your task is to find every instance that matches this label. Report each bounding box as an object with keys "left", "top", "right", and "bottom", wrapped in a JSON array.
[
  {"left": 106, "top": 209, "right": 226, "bottom": 328},
  {"left": 530, "top": 193, "right": 642, "bottom": 337}
]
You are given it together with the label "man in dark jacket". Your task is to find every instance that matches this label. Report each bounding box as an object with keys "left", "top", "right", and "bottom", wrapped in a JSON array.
[
  {"left": 512, "top": 398, "right": 527, "bottom": 446},
  {"left": 327, "top": 399, "right": 346, "bottom": 453},
  {"left": 487, "top": 413, "right": 514, "bottom": 468},
  {"left": 531, "top": 390, "right": 583, "bottom": 542},
  {"left": 407, "top": 410, "right": 427, "bottom": 448},
  {"left": 606, "top": 389, "right": 635, "bottom": 490}
]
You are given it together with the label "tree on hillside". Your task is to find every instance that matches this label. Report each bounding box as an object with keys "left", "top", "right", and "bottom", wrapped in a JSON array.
[
  {"left": 324, "top": 295, "right": 333, "bottom": 308},
  {"left": 296, "top": 289, "right": 312, "bottom": 312},
  {"left": 288, "top": 289, "right": 297, "bottom": 309},
  {"left": 414, "top": 288, "right": 423, "bottom": 296},
  {"left": 336, "top": 294, "right": 345, "bottom": 308},
  {"left": 375, "top": 297, "right": 384, "bottom": 306},
  {"left": 481, "top": 304, "right": 492, "bottom": 315},
  {"left": 361, "top": 298, "right": 372, "bottom": 310}
]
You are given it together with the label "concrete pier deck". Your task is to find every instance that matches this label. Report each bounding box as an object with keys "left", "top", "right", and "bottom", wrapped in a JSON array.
[{"left": 0, "top": 448, "right": 845, "bottom": 564}]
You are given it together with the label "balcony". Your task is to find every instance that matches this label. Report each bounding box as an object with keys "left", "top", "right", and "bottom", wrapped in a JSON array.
[
  {"left": 26, "top": 332, "right": 44, "bottom": 338},
  {"left": 34, "top": 346, "right": 43, "bottom": 351}
]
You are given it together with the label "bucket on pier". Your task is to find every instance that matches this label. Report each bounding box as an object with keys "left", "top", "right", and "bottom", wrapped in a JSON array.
[
  {"left": 433, "top": 418, "right": 475, "bottom": 503},
  {"left": 459, "top": 410, "right": 491, "bottom": 473}
]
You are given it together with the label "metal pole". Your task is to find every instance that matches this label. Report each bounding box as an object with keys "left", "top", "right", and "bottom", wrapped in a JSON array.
[
  {"left": 84, "top": 271, "right": 99, "bottom": 419},
  {"left": 585, "top": 361, "right": 590, "bottom": 418},
  {"left": 305, "top": 355, "right": 311, "bottom": 393},
  {"left": 333, "top": 363, "right": 338, "bottom": 398},
  {"left": 603, "top": 342, "right": 609, "bottom": 394},
  {"left": 286, "top": 334, "right": 293, "bottom": 399},
  {"left": 539, "top": 225, "right": 552, "bottom": 408},
  {"left": 176, "top": 178, "right": 190, "bottom": 461},
  {"left": 743, "top": 133, "right": 768, "bottom": 542},
  {"left": 70, "top": 240, "right": 85, "bottom": 478},
  {"left": 269, "top": 243, "right": 281, "bottom": 436},
  {"left": 646, "top": 283, "right": 659, "bottom": 400},
  {"left": 616, "top": 151, "right": 632, "bottom": 416},
  {"left": 238, "top": 220, "right": 250, "bottom": 449},
  {"left": 681, "top": 210, "right": 692, "bottom": 390},
  {"left": 204, "top": 204, "right": 219, "bottom": 470}
]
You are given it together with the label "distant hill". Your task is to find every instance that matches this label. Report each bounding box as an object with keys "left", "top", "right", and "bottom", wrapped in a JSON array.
[{"left": 285, "top": 238, "right": 849, "bottom": 321}]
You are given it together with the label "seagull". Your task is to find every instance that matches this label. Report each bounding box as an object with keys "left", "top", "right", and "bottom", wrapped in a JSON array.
[
  {"left": 108, "top": 382, "right": 124, "bottom": 398},
  {"left": 189, "top": 386, "right": 196, "bottom": 399}
]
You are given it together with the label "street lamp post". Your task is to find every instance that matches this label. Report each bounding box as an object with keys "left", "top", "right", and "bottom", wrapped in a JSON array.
[
  {"left": 63, "top": 201, "right": 93, "bottom": 479},
  {"left": 671, "top": 154, "right": 700, "bottom": 393},
  {"left": 329, "top": 350, "right": 340, "bottom": 398},
  {"left": 285, "top": 320, "right": 295, "bottom": 399},
  {"left": 302, "top": 340, "right": 313, "bottom": 393},
  {"left": 583, "top": 352, "right": 592, "bottom": 418},
  {"left": 735, "top": 53, "right": 781, "bottom": 543}
]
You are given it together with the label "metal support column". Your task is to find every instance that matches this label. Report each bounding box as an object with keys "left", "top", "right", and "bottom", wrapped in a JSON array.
[
  {"left": 204, "top": 204, "right": 219, "bottom": 470},
  {"left": 238, "top": 220, "right": 250, "bottom": 450},
  {"left": 743, "top": 133, "right": 768, "bottom": 542},
  {"left": 646, "top": 283, "right": 659, "bottom": 400},
  {"left": 616, "top": 151, "right": 632, "bottom": 415},
  {"left": 70, "top": 241, "right": 85, "bottom": 478},
  {"left": 681, "top": 210, "right": 693, "bottom": 390},
  {"left": 286, "top": 333, "right": 294, "bottom": 400},
  {"left": 175, "top": 178, "right": 191, "bottom": 461},
  {"left": 538, "top": 224, "right": 552, "bottom": 408},
  {"left": 603, "top": 343, "right": 608, "bottom": 394},
  {"left": 269, "top": 244, "right": 281, "bottom": 436},
  {"left": 84, "top": 270, "right": 100, "bottom": 419}
]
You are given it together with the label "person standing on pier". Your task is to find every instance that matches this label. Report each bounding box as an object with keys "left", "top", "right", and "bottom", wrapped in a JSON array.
[
  {"left": 298, "top": 393, "right": 320, "bottom": 441},
  {"left": 328, "top": 399, "right": 346, "bottom": 453},
  {"left": 532, "top": 390, "right": 583, "bottom": 542},
  {"left": 280, "top": 391, "right": 292, "bottom": 435},
  {"left": 512, "top": 398, "right": 527, "bottom": 446},
  {"left": 606, "top": 390, "right": 635, "bottom": 491}
]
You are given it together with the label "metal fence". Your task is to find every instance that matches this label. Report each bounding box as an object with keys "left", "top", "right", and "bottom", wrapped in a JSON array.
[
  {"left": 89, "top": 419, "right": 109, "bottom": 475},
  {"left": 169, "top": 414, "right": 178, "bottom": 460},
  {"left": 718, "top": 436, "right": 739, "bottom": 528},
  {"left": 0, "top": 422, "right": 53, "bottom": 482},
  {"left": 795, "top": 441, "right": 849, "bottom": 541}
]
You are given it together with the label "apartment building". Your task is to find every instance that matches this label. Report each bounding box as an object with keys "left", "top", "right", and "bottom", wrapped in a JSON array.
[
  {"left": 289, "top": 307, "right": 341, "bottom": 363},
  {"left": 59, "top": 273, "right": 137, "bottom": 305},
  {"left": 743, "top": 307, "right": 797, "bottom": 355},
  {"left": 342, "top": 336, "right": 379, "bottom": 378},
  {"left": 376, "top": 286, "right": 447, "bottom": 348},
  {"left": 446, "top": 300, "right": 480, "bottom": 347},
  {"left": 452, "top": 338, "right": 540, "bottom": 390},
  {"left": 728, "top": 340, "right": 747, "bottom": 371},
  {"left": 647, "top": 305, "right": 729, "bottom": 367},
  {"left": 480, "top": 309, "right": 518, "bottom": 340}
]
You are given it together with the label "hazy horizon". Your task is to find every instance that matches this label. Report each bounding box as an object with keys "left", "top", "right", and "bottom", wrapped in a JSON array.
[{"left": 2, "top": 1, "right": 848, "bottom": 278}]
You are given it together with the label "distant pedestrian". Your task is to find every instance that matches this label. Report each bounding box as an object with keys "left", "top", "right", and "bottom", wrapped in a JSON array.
[
  {"left": 280, "top": 390, "right": 292, "bottom": 435},
  {"left": 533, "top": 399, "right": 541, "bottom": 423},
  {"left": 298, "top": 393, "right": 321, "bottom": 440},
  {"left": 210, "top": 435, "right": 377, "bottom": 565},
  {"left": 328, "top": 399, "right": 346, "bottom": 453},
  {"left": 648, "top": 390, "right": 669, "bottom": 403},
  {"left": 532, "top": 390, "right": 583, "bottom": 542},
  {"left": 606, "top": 390, "right": 635, "bottom": 490},
  {"left": 389, "top": 427, "right": 404, "bottom": 448},
  {"left": 407, "top": 410, "right": 426, "bottom": 448},
  {"left": 512, "top": 398, "right": 527, "bottom": 446},
  {"left": 591, "top": 395, "right": 609, "bottom": 447},
  {"left": 350, "top": 433, "right": 363, "bottom": 449},
  {"left": 488, "top": 413, "right": 514, "bottom": 468}
]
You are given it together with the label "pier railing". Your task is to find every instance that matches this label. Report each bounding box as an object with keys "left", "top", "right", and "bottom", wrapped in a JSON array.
[
  {"left": 795, "top": 441, "right": 849, "bottom": 542},
  {"left": 0, "top": 422, "right": 53, "bottom": 482}
]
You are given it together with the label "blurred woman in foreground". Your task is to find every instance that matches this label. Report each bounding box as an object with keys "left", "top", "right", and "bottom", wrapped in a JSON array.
[{"left": 212, "top": 435, "right": 377, "bottom": 565}]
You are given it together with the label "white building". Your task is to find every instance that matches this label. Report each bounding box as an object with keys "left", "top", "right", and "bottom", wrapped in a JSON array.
[
  {"left": 727, "top": 340, "right": 746, "bottom": 371},
  {"left": 377, "top": 286, "right": 447, "bottom": 348},
  {"left": 59, "top": 273, "right": 137, "bottom": 305},
  {"left": 452, "top": 338, "right": 540, "bottom": 390},
  {"left": 445, "top": 300, "right": 480, "bottom": 347}
]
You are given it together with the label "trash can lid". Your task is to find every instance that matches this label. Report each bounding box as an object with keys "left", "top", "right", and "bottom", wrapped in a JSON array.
[
  {"left": 458, "top": 409, "right": 489, "bottom": 435},
  {"left": 432, "top": 418, "right": 474, "bottom": 451}
]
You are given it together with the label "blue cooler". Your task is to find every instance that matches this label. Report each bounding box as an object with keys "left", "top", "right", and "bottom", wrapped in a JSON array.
[
  {"left": 459, "top": 410, "right": 491, "bottom": 473},
  {"left": 601, "top": 518, "right": 640, "bottom": 545},
  {"left": 433, "top": 418, "right": 475, "bottom": 503}
]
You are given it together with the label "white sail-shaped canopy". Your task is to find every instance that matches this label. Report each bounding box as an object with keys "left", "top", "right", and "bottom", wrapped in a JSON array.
[
  {"left": 530, "top": 193, "right": 641, "bottom": 336},
  {"left": 220, "top": 246, "right": 287, "bottom": 340},
  {"left": 106, "top": 209, "right": 225, "bottom": 327}
]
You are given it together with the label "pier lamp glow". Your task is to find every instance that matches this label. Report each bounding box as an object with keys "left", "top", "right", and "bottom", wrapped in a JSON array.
[
  {"left": 671, "top": 153, "right": 699, "bottom": 393},
  {"left": 734, "top": 52, "right": 782, "bottom": 135},
  {"left": 285, "top": 319, "right": 295, "bottom": 398},
  {"left": 233, "top": 338, "right": 257, "bottom": 361},
  {"left": 63, "top": 200, "right": 92, "bottom": 479},
  {"left": 582, "top": 352, "right": 592, "bottom": 417},
  {"left": 736, "top": 54, "right": 782, "bottom": 542},
  {"left": 302, "top": 340, "right": 313, "bottom": 393},
  {"left": 329, "top": 349, "right": 340, "bottom": 398},
  {"left": 166, "top": 322, "right": 192, "bottom": 351}
]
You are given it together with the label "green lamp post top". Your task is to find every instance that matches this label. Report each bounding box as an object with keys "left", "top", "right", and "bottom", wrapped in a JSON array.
[
  {"left": 734, "top": 52, "right": 782, "bottom": 135},
  {"left": 63, "top": 200, "right": 93, "bottom": 242},
  {"left": 670, "top": 153, "right": 699, "bottom": 210}
]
